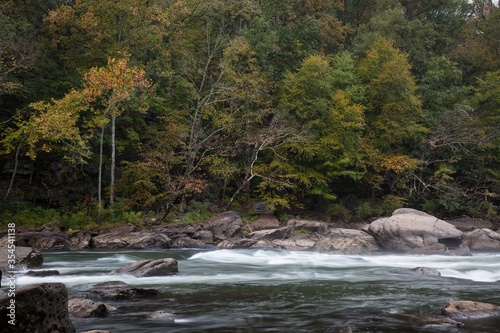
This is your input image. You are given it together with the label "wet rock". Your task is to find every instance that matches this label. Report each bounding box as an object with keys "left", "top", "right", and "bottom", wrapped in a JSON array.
[
  {"left": 364, "top": 208, "right": 463, "bottom": 253},
  {"left": 0, "top": 282, "right": 75, "bottom": 333},
  {"left": 442, "top": 300, "right": 500, "bottom": 319},
  {"left": 91, "top": 232, "right": 171, "bottom": 249},
  {"left": 87, "top": 283, "right": 160, "bottom": 301},
  {"left": 314, "top": 229, "right": 380, "bottom": 254},
  {"left": 463, "top": 229, "right": 500, "bottom": 252},
  {"left": 147, "top": 310, "right": 177, "bottom": 321},
  {"left": 408, "top": 267, "right": 441, "bottom": 276},
  {"left": 80, "top": 331, "right": 112, "bottom": 333},
  {"left": 25, "top": 269, "right": 60, "bottom": 277},
  {"left": 68, "top": 298, "right": 114, "bottom": 318},
  {"left": 113, "top": 258, "right": 178, "bottom": 277},
  {"left": 203, "top": 211, "right": 243, "bottom": 241},
  {"left": 0, "top": 246, "right": 43, "bottom": 269}
]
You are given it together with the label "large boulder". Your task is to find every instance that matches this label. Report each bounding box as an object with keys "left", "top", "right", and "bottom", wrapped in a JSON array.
[
  {"left": 364, "top": 208, "right": 463, "bottom": 253},
  {"left": 246, "top": 214, "right": 280, "bottom": 231},
  {"left": 67, "top": 231, "right": 93, "bottom": 250},
  {"left": 0, "top": 283, "right": 75, "bottom": 333},
  {"left": 0, "top": 246, "right": 43, "bottom": 269},
  {"left": 463, "top": 229, "right": 500, "bottom": 252},
  {"left": 203, "top": 211, "right": 243, "bottom": 241},
  {"left": 442, "top": 301, "right": 500, "bottom": 319},
  {"left": 113, "top": 258, "right": 178, "bottom": 277},
  {"left": 68, "top": 298, "right": 115, "bottom": 318},
  {"left": 314, "top": 229, "right": 380, "bottom": 254},
  {"left": 91, "top": 232, "right": 171, "bottom": 249}
]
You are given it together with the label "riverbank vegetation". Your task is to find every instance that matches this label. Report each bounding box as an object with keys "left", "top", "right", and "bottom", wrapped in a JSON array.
[{"left": 1, "top": 0, "right": 499, "bottom": 227}]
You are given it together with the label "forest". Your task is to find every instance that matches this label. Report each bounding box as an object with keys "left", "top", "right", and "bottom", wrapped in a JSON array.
[{"left": 1, "top": 0, "right": 499, "bottom": 227}]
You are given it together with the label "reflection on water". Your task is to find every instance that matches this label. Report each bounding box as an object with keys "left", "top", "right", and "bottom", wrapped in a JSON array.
[{"left": 9, "top": 249, "right": 500, "bottom": 332}]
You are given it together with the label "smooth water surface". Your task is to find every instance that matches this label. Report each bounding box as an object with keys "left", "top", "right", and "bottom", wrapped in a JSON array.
[{"left": 11, "top": 249, "right": 500, "bottom": 332}]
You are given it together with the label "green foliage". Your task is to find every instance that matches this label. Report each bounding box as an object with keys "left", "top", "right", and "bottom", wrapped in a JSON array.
[{"left": 1, "top": 0, "right": 499, "bottom": 224}]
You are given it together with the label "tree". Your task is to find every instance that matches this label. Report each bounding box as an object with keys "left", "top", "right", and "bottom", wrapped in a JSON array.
[
  {"left": 2, "top": 58, "right": 150, "bottom": 217},
  {"left": 358, "top": 37, "right": 426, "bottom": 196},
  {"left": 278, "top": 54, "right": 365, "bottom": 204},
  {"left": 82, "top": 58, "right": 150, "bottom": 217}
]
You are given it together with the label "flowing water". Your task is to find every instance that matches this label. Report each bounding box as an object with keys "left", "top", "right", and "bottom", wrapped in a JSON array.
[{"left": 13, "top": 249, "right": 500, "bottom": 332}]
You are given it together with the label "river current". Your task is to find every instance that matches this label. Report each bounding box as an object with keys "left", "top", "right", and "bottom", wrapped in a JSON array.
[{"left": 14, "top": 249, "right": 500, "bottom": 332}]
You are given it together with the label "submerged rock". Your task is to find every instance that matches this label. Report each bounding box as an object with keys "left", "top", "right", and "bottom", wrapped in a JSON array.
[
  {"left": 442, "top": 300, "right": 500, "bottom": 319},
  {"left": 147, "top": 310, "right": 177, "bottom": 321},
  {"left": 113, "top": 258, "right": 178, "bottom": 277},
  {"left": 87, "top": 284, "right": 160, "bottom": 301},
  {"left": 25, "top": 269, "right": 60, "bottom": 277},
  {"left": 0, "top": 282, "right": 75, "bottom": 333},
  {"left": 387, "top": 313, "right": 463, "bottom": 327},
  {"left": 408, "top": 267, "right": 441, "bottom": 276}
]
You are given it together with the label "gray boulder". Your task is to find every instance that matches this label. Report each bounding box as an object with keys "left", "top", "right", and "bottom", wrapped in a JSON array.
[
  {"left": 67, "top": 231, "right": 93, "bottom": 250},
  {"left": 113, "top": 258, "right": 178, "bottom": 277},
  {"left": 0, "top": 282, "right": 75, "bottom": 333},
  {"left": 314, "top": 229, "right": 380, "bottom": 254},
  {"left": 68, "top": 298, "right": 116, "bottom": 318},
  {"left": 0, "top": 246, "right": 43, "bottom": 269},
  {"left": 364, "top": 208, "right": 463, "bottom": 253},
  {"left": 463, "top": 228, "right": 500, "bottom": 252},
  {"left": 246, "top": 214, "right": 280, "bottom": 231},
  {"left": 203, "top": 211, "right": 243, "bottom": 241},
  {"left": 91, "top": 232, "right": 171, "bottom": 249},
  {"left": 442, "top": 300, "right": 500, "bottom": 319}
]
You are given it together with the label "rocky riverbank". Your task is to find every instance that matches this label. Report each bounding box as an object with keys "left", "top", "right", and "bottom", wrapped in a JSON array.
[{"left": 1, "top": 208, "right": 499, "bottom": 256}]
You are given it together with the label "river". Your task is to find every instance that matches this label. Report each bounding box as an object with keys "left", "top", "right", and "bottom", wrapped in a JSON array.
[{"left": 15, "top": 249, "right": 500, "bottom": 332}]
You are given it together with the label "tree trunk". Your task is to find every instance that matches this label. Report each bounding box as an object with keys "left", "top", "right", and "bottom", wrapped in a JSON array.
[
  {"left": 4, "top": 142, "right": 22, "bottom": 200},
  {"left": 110, "top": 113, "right": 116, "bottom": 205},
  {"left": 98, "top": 124, "right": 105, "bottom": 222}
]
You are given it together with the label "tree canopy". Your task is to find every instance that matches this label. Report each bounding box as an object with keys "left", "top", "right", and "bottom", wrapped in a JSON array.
[{"left": 1, "top": 0, "right": 499, "bottom": 224}]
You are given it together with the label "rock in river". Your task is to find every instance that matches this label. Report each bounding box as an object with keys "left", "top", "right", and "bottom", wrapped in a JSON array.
[
  {"left": 364, "top": 208, "right": 463, "bottom": 253},
  {"left": 112, "top": 258, "right": 178, "bottom": 277},
  {"left": 0, "top": 282, "right": 75, "bottom": 333}
]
